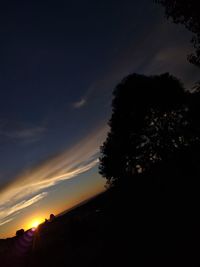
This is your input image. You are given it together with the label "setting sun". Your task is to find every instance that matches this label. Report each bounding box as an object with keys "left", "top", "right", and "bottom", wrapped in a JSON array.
[
  {"left": 31, "top": 220, "right": 40, "bottom": 228},
  {"left": 26, "top": 218, "right": 43, "bottom": 230}
]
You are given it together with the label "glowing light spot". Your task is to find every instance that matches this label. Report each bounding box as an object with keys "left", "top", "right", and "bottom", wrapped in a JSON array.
[
  {"left": 31, "top": 220, "right": 40, "bottom": 228},
  {"left": 26, "top": 218, "right": 43, "bottom": 230}
]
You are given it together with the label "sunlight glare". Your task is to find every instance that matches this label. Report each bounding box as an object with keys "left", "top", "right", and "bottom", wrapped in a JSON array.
[{"left": 27, "top": 218, "right": 42, "bottom": 230}]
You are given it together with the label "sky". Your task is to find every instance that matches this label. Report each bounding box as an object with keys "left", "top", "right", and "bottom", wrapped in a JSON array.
[{"left": 0, "top": 0, "right": 199, "bottom": 238}]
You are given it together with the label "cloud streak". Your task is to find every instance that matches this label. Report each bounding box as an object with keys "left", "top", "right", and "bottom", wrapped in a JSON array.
[
  {"left": 72, "top": 98, "right": 87, "bottom": 108},
  {"left": 0, "top": 192, "right": 48, "bottom": 227},
  {"left": 0, "top": 218, "right": 14, "bottom": 227},
  {"left": 0, "top": 125, "right": 107, "bottom": 227},
  {"left": 0, "top": 119, "right": 46, "bottom": 143}
]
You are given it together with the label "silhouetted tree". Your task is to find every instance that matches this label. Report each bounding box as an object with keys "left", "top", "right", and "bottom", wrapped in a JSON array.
[
  {"left": 16, "top": 229, "right": 24, "bottom": 237},
  {"left": 99, "top": 73, "right": 200, "bottom": 187},
  {"left": 49, "top": 214, "right": 55, "bottom": 222},
  {"left": 156, "top": 0, "right": 200, "bottom": 67}
]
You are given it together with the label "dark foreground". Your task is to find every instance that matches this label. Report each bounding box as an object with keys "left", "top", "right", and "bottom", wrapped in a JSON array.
[{"left": 0, "top": 174, "right": 200, "bottom": 267}]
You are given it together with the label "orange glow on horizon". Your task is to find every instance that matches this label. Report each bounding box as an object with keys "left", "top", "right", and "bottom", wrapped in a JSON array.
[
  {"left": 0, "top": 185, "right": 105, "bottom": 239},
  {"left": 26, "top": 218, "right": 43, "bottom": 230}
]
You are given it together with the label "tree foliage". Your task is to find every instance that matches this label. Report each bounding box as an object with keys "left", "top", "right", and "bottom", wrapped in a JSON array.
[
  {"left": 156, "top": 0, "right": 200, "bottom": 67},
  {"left": 99, "top": 73, "right": 200, "bottom": 187}
]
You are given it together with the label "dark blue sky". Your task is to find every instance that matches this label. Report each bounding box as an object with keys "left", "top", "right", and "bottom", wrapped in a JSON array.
[
  {"left": 0, "top": 0, "right": 199, "bottom": 237},
  {"left": 0, "top": 0, "right": 153, "bottom": 183}
]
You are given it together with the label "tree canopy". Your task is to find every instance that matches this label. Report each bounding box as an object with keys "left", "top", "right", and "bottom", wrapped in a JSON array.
[
  {"left": 99, "top": 73, "right": 200, "bottom": 187},
  {"left": 156, "top": 0, "right": 200, "bottom": 67}
]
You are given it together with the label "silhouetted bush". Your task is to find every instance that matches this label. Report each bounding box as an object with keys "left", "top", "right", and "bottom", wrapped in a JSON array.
[
  {"left": 16, "top": 229, "right": 24, "bottom": 237},
  {"left": 49, "top": 214, "right": 55, "bottom": 222}
]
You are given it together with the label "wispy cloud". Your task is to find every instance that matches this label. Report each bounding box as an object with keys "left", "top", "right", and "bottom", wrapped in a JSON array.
[
  {"left": 0, "top": 192, "right": 48, "bottom": 227},
  {"left": 72, "top": 98, "right": 87, "bottom": 108},
  {"left": 8, "top": 126, "right": 46, "bottom": 140},
  {"left": 0, "top": 218, "right": 14, "bottom": 227},
  {"left": 0, "top": 119, "right": 46, "bottom": 143},
  {"left": 0, "top": 125, "right": 107, "bottom": 227}
]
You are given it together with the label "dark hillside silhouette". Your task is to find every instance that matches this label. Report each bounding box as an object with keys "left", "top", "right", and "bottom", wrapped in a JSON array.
[{"left": 0, "top": 194, "right": 136, "bottom": 267}]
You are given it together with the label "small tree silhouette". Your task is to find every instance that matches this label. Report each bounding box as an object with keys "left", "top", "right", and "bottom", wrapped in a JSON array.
[
  {"left": 16, "top": 229, "right": 24, "bottom": 237},
  {"left": 49, "top": 214, "right": 55, "bottom": 222}
]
